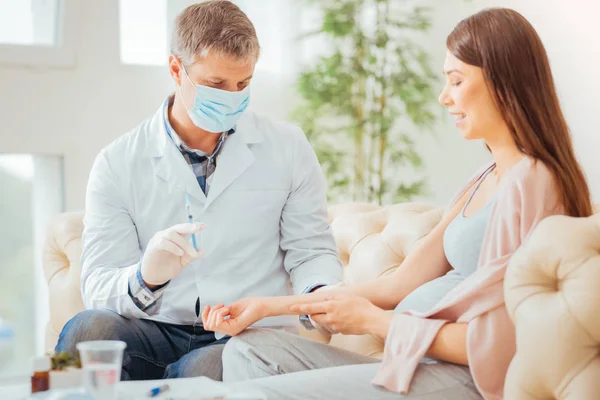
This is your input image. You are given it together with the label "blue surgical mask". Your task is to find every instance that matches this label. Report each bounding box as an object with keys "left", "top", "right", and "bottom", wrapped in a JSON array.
[{"left": 179, "top": 66, "right": 250, "bottom": 133}]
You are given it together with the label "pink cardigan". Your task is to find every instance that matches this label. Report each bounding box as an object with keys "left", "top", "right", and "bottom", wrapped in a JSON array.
[{"left": 371, "top": 157, "right": 564, "bottom": 399}]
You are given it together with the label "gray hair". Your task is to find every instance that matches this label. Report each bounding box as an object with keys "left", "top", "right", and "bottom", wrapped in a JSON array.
[{"left": 171, "top": 0, "right": 260, "bottom": 66}]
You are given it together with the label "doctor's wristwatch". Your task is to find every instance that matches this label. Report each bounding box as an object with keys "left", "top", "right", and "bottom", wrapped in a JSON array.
[
  {"left": 299, "top": 314, "right": 317, "bottom": 330},
  {"left": 299, "top": 283, "right": 330, "bottom": 331}
]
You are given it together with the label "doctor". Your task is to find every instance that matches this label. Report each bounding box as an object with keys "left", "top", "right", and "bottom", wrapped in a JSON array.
[{"left": 55, "top": 0, "right": 342, "bottom": 382}]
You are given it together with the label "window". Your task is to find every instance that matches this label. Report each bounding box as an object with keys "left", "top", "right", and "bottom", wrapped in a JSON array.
[
  {"left": 0, "top": 0, "right": 60, "bottom": 46},
  {"left": 117, "top": 0, "right": 298, "bottom": 73},
  {"left": 0, "top": 154, "right": 63, "bottom": 379},
  {"left": 0, "top": 0, "right": 76, "bottom": 68},
  {"left": 118, "top": 0, "right": 168, "bottom": 66}
]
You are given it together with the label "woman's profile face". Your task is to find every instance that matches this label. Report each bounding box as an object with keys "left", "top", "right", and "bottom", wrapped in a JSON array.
[{"left": 438, "top": 51, "right": 506, "bottom": 142}]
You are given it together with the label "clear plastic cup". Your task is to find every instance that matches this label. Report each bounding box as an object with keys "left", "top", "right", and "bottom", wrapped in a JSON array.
[{"left": 76, "top": 340, "right": 126, "bottom": 400}]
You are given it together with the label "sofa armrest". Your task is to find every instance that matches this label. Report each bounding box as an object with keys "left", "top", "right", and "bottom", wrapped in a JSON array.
[
  {"left": 504, "top": 214, "right": 600, "bottom": 399},
  {"left": 43, "top": 211, "right": 86, "bottom": 351}
]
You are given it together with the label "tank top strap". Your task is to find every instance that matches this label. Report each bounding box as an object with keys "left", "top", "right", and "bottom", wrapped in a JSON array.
[{"left": 462, "top": 164, "right": 496, "bottom": 214}]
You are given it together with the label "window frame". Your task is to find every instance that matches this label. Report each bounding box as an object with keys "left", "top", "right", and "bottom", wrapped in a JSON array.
[{"left": 0, "top": 0, "right": 79, "bottom": 68}]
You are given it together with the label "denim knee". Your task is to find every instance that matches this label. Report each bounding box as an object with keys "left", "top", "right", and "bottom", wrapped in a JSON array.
[
  {"left": 164, "top": 344, "right": 226, "bottom": 381},
  {"left": 55, "top": 309, "right": 126, "bottom": 353}
]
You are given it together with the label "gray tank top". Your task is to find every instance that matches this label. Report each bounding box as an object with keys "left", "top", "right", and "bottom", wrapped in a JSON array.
[{"left": 395, "top": 166, "right": 496, "bottom": 315}]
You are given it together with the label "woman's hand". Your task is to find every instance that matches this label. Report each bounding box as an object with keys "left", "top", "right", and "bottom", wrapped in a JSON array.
[
  {"left": 290, "top": 294, "right": 386, "bottom": 336},
  {"left": 202, "top": 297, "right": 269, "bottom": 336}
]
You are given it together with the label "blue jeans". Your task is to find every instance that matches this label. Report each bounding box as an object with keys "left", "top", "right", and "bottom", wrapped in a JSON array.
[{"left": 55, "top": 310, "right": 229, "bottom": 381}]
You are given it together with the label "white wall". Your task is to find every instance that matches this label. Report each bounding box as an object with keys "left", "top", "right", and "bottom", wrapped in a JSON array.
[{"left": 0, "top": 0, "right": 598, "bottom": 211}]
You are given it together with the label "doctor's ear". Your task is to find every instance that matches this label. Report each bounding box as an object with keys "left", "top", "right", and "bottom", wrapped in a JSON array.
[{"left": 168, "top": 55, "right": 184, "bottom": 86}]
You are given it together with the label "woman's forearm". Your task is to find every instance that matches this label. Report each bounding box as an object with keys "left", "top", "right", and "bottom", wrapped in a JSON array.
[
  {"left": 347, "top": 257, "right": 451, "bottom": 310},
  {"left": 347, "top": 277, "right": 417, "bottom": 310},
  {"left": 366, "top": 309, "right": 395, "bottom": 338},
  {"left": 262, "top": 287, "right": 347, "bottom": 317},
  {"left": 369, "top": 313, "right": 469, "bottom": 366},
  {"left": 425, "top": 323, "right": 468, "bottom": 365},
  {"left": 349, "top": 192, "right": 470, "bottom": 310}
]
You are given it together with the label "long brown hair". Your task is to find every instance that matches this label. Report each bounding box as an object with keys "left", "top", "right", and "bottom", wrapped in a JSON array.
[{"left": 447, "top": 8, "right": 592, "bottom": 217}]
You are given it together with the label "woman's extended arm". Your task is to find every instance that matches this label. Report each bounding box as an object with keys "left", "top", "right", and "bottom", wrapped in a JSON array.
[
  {"left": 345, "top": 205, "right": 459, "bottom": 310},
  {"left": 257, "top": 188, "right": 472, "bottom": 315}
]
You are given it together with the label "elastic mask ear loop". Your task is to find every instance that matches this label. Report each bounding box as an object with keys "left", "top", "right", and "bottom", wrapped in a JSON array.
[{"left": 178, "top": 64, "right": 195, "bottom": 112}]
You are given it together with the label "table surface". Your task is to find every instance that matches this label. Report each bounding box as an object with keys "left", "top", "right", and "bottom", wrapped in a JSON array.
[
  {"left": 0, "top": 376, "right": 29, "bottom": 400},
  {"left": 0, "top": 376, "right": 266, "bottom": 400}
]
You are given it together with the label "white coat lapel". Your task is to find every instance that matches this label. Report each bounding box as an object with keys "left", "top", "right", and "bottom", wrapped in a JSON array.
[
  {"left": 205, "top": 132, "right": 254, "bottom": 208},
  {"left": 205, "top": 112, "right": 262, "bottom": 208},
  {"left": 146, "top": 105, "right": 205, "bottom": 202},
  {"left": 153, "top": 142, "right": 205, "bottom": 202}
]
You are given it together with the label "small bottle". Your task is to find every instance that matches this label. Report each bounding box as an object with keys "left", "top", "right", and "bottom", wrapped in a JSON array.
[{"left": 31, "top": 355, "right": 51, "bottom": 393}]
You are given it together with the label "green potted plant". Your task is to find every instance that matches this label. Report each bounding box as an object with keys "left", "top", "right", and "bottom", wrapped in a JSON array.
[
  {"left": 47, "top": 351, "right": 83, "bottom": 389},
  {"left": 292, "top": 0, "right": 439, "bottom": 204}
]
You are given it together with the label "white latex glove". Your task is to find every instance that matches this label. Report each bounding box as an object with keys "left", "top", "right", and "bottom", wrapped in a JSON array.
[{"left": 141, "top": 222, "right": 204, "bottom": 286}]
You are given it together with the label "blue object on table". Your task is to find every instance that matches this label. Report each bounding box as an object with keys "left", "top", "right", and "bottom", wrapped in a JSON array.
[
  {"left": 185, "top": 193, "right": 198, "bottom": 251},
  {"left": 148, "top": 383, "right": 170, "bottom": 397}
]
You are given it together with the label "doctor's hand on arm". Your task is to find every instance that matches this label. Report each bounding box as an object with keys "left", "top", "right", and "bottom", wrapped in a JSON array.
[
  {"left": 291, "top": 294, "right": 386, "bottom": 335},
  {"left": 141, "top": 222, "right": 205, "bottom": 289}
]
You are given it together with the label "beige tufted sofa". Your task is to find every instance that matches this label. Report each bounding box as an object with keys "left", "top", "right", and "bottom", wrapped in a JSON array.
[{"left": 43, "top": 203, "right": 600, "bottom": 398}]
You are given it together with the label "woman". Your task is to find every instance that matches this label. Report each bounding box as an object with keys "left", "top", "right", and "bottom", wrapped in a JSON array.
[{"left": 203, "top": 8, "right": 592, "bottom": 399}]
